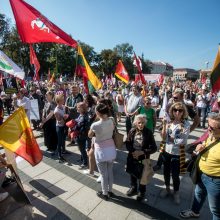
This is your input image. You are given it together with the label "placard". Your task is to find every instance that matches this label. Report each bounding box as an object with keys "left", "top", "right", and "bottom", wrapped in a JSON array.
[{"left": 30, "top": 99, "right": 40, "bottom": 120}]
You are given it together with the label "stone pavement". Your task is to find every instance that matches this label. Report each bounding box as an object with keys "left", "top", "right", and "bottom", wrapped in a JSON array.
[{"left": 0, "top": 118, "right": 212, "bottom": 220}]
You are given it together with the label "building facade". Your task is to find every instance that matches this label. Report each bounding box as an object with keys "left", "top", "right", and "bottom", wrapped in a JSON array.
[
  {"left": 173, "top": 68, "right": 200, "bottom": 81},
  {"left": 151, "top": 61, "right": 173, "bottom": 76}
]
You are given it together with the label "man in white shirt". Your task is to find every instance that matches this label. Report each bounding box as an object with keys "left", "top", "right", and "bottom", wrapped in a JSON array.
[{"left": 16, "top": 88, "right": 31, "bottom": 121}]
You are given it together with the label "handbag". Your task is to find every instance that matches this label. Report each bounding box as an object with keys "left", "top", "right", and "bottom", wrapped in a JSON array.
[
  {"left": 125, "top": 156, "right": 144, "bottom": 179},
  {"left": 113, "top": 128, "right": 124, "bottom": 149},
  {"left": 187, "top": 139, "right": 219, "bottom": 184}
]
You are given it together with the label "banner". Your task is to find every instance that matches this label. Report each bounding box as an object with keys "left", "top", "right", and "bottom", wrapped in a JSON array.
[
  {"left": 2, "top": 77, "right": 18, "bottom": 94},
  {"left": 0, "top": 50, "right": 25, "bottom": 80}
]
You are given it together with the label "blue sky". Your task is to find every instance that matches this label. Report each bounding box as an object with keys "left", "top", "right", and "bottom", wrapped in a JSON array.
[{"left": 1, "top": 0, "right": 220, "bottom": 70}]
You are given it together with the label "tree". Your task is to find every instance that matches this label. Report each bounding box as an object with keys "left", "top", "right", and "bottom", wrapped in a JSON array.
[{"left": 99, "top": 49, "right": 119, "bottom": 77}]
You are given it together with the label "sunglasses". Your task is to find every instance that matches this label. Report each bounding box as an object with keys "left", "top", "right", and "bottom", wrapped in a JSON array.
[
  {"left": 173, "top": 108, "right": 183, "bottom": 113},
  {"left": 208, "top": 124, "right": 220, "bottom": 131},
  {"left": 173, "top": 97, "right": 179, "bottom": 100}
]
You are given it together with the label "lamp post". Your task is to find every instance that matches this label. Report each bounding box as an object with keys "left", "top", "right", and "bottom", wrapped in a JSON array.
[{"left": 205, "top": 61, "right": 209, "bottom": 69}]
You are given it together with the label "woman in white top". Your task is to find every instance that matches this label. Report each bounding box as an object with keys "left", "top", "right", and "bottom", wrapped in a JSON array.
[
  {"left": 160, "top": 102, "right": 190, "bottom": 204},
  {"left": 88, "top": 103, "right": 116, "bottom": 201}
]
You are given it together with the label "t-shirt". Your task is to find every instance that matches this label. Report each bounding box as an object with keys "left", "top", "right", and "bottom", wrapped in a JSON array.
[
  {"left": 54, "top": 105, "right": 65, "bottom": 127},
  {"left": 165, "top": 120, "right": 190, "bottom": 155},
  {"left": 199, "top": 137, "right": 220, "bottom": 177},
  {"left": 17, "top": 96, "right": 31, "bottom": 120},
  {"left": 139, "top": 106, "right": 155, "bottom": 132},
  {"left": 91, "top": 118, "right": 114, "bottom": 142},
  {"left": 126, "top": 94, "right": 143, "bottom": 114}
]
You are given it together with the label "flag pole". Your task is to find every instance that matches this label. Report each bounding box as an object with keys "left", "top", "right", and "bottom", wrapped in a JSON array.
[{"left": 73, "top": 45, "right": 79, "bottom": 83}]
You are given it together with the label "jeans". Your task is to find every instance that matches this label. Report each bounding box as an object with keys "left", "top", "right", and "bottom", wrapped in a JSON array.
[
  {"left": 197, "top": 107, "right": 207, "bottom": 128},
  {"left": 56, "top": 126, "right": 66, "bottom": 157},
  {"left": 76, "top": 137, "right": 88, "bottom": 166},
  {"left": 191, "top": 173, "right": 220, "bottom": 220},
  {"left": 96, "top": 161, "right": 114, "bottom": 195},
  {"left": 162, "top": 152, "right": 180, "bottom": 191}
]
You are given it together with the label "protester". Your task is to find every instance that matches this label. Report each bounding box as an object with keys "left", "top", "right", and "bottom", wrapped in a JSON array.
[
  {"left": 83, "top": 95, "right": 97, "bottom": 176},
  {"left": 138, "top": 97, "right": 156, "bottom": 133},
  {"left": 40, "top": 91, "right": 57, "bottom": 152},
  {"left": 73, "top": 102, "right": 90, "bottom": 169},
  {"left": 115, "top": 88, "right": 125, "bottom": 122},
  {"left": 125, "top": 85, "right": 143, "bottom": 134},
  {"left": 180, "top": 112, "right": 220, "bottom": 219},
  {"left": 88, "top": 103, "right": 116, "bottom": 200},
  {"left": 126, "top": 114, "right": 157, "bottom": 201},
  {"left": 65, "top": 85, "right": 83, "bottom": 120},
  {"left": 16, "top": 88, "right": 31, "bottom": 121},
  {"left": 54, "top": 94, "right": 69, "bottom": 163},
  {"left": 160, "top": 102, "right": 190, "bottom": 204}
]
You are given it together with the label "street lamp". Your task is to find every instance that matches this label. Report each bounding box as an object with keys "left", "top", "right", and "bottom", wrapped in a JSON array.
[{"left": 205, "top": 61, "right": 209, "bottom": 69}]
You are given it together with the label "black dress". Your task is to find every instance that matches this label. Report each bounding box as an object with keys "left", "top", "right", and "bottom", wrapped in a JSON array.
[{"left": 42, "top": 101, "right": 57, "bottom": 151}]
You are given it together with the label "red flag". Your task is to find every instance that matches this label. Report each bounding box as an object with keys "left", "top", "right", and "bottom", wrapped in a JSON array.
[
  {"left": 133, "top": 53, "right": 146, "bottom": 85},
  {"left": 158, "top": 74, "right": 164, "bottom": 86},
  {"left": 115, "top": 60, "right": 129, "bottom": 84},
  {"left": 10, "top": 0, "right": 78, "bottom": 48},
  {"left": 30, "top": 45, "right": 40, "bottom": 81}
]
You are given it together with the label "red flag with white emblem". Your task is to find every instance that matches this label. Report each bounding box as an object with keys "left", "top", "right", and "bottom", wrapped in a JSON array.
[
  {"left": 30, "top": 45, "right": 40, "bottom": 81},
  {"left": 9, "top": 0, "right": 78, "bottom": 48},
  {"left": 115, "top": 60, "right": 129, "bottom": 84}
]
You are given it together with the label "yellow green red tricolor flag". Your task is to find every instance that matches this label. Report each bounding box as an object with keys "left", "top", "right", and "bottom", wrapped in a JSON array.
[
  {"left": 0, "top": 107, "right": 42, "bottom": 166},
  {"left": 76, "top": 45, "right": 102, "bottom": 94},
  {"left": 210, "top": 45, "right": 220, "bottom": 93},
  {"left": 115, "top": 60, "right": 129, "bottom": 84}
]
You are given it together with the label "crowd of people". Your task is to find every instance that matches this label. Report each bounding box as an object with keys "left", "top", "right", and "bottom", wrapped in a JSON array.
[{"left": 0, "top": 77, "right": 220, "bottom": 219}]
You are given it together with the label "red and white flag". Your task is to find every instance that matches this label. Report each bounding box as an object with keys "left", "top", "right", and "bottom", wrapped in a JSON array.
[
  {"left": 30, "top": 45, "right": 40, "bottom": 81},
  {"left": 133, "top": 52, "right": 146, "bottom": 85},
  {"left": 10, "top": 0, "right": 78, "bottom": 48}
]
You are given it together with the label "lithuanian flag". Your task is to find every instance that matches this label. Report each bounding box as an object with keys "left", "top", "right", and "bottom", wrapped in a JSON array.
[
  {"left": 0, "top": 107, "right": 42, "bottom": 166},
  {"left": 115, "top": 60, "right": 129, "bottom": 84},
  {"left": 210, "top": 46, "right": 220, "bottom": 93},
  {"left": 76, "top": 45, "right": 102, "bottom": 93}
]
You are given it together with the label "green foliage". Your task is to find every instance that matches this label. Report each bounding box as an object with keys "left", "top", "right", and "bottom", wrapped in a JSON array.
[{"left": 0, "top": 13, "right": 153, "bottom": 80}]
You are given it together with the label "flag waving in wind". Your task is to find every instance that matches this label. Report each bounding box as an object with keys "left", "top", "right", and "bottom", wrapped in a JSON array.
[
  {"left": 76, "top": 46, "right": 102, "bottom": 94},
  {"left": 210, "top": 45, "right": 220, "bottom": 93},
  {"left": 9, "top": 0, "right": 78, "bottom": 48},
  {"left": 115, "top": 60, "right": 129, "bottom": 84},
  {"left": 133, "top": 52, "right": 146, "bottom": 85},
  {"left": 0, "top": 107, "right": 42, "bottom": 166},
  {"left": 30, "top": 45, "right": 40, "bottom": 81}
]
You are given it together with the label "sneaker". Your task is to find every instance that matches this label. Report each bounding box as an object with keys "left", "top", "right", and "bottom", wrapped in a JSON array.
[
  {"left": 136, "top": 192, "right": 145, "bottom": 202},
  {"left": 83, "top": 170, "right": 95, "bottom": 177},
  {"left": 173, "top": 191, "right": 180, "bottom": 204},
  {"left": 108, "top": 191, "right": 115, "bottom": 197},
  {"left": 0, "top": 192, "right": 9, "bottom": 202},
  {"left": 153, "top": 164, "right": 161, "bottom": 172},
  {"left": 126, "top": 187, "right": 138, "bottom": 197},
  {"left": 96, "top": 191, "right": 108, "bottom": 201},
  {"left": 179, "top": 209, "right": 200, "bottom": 218},
  {"left": 96, "top": 175, "right": 102, "bottom": 183},
  {"left": 79, "top": 164, "right": 88, "bottom": 170},
  {"left": 160, "top": 188, "right": 171, "bottom": 198}
]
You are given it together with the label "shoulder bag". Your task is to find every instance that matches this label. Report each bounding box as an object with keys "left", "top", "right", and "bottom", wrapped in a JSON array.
[{"left": 188, "top": 139, "right": 219, "bottom": 184}]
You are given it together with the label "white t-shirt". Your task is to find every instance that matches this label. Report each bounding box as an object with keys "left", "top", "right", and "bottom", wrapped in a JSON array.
[
  {"left": 17, "top": 96, "right": 31, "bottom": 120},
  {"left": 91, "top": 118, "right": 114, "bottom": 142}
]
